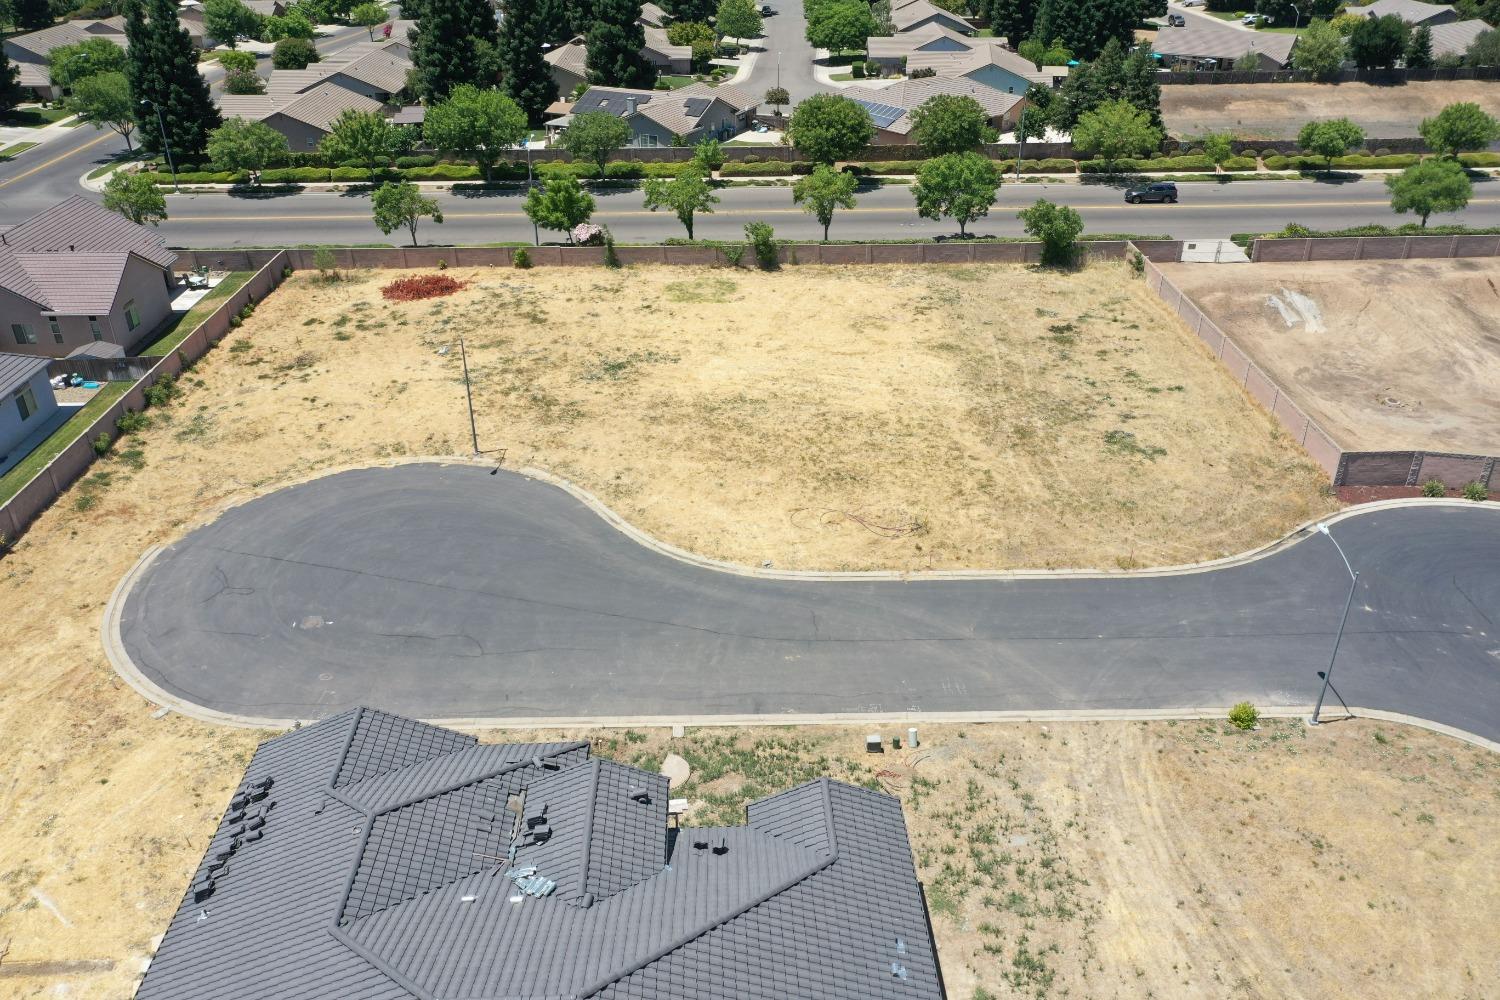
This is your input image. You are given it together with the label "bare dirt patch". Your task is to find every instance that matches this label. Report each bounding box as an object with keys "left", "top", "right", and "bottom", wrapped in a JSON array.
[
  {"left": 1161, "top": 257, "right": 1500, "bottom": 454},
  {"left": 1162, "top": 80, "right": 1500, "bottom": 139}
]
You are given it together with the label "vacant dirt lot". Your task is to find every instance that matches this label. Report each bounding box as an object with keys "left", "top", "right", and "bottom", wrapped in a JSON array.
[
  {"left": 1163, "top": 258, "right": 1500, "bottom": 453},
  {"left": 1163, "top": 80, "right": 1500, "bottom": 139}
]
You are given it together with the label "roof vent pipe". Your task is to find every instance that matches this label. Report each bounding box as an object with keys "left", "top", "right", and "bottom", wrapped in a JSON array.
[{"left": 626, "top": 97, "right": 637, "bottom": 115}]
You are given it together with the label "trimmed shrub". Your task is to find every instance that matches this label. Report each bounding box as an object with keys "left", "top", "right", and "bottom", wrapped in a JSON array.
[
  {"left": 1463, "top": 481, "right": 1489, "bottom": 501},
  {"left": 513, "top": 247, "right": 532, "bottom": 269},
  {"left": 1221, "top": 156, "right": 1258, "bottom": 171},
  {"left": 745, "top": 221, "right": 778, "bottom": 269},
  {"left": 395, "top": 155, "right": 438, "bottom": 168},
  {"left": 401, "top": 164, "right": 483, "bottom": 181},
  {"left": 719, "top": 160, "right": 813, "bottom": 176},
  {"left": 1458, "top": 152, "right": 1500, "bottom": 167},
  {"left": 1422, "top": 478, "right": 1446, "bottom": 497},
  {"left": 1227, "top": 702, "right": 1259, "bottom": 730}
]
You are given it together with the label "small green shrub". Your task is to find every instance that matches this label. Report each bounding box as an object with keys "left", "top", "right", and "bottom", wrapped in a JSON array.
[
  {"left": 720, "top": 242, "right": 746, "bottom": 266},
  {"left": 1421, "top": 478, "right": 1446, "bottom": 497},
  {"left": 92, "top": 432, "right": 112, "bottom": 456},
  {"left": 513, "top": 247, "right": 532, "bottom": 269},
  {"left": 115, "top": 410, "right": 149, "bottom": 434},
  {"left": 1458, "top": 152, "right": 1500, "bottom": 167},
  {"left": 603, "top": 226, "right": 621, "bottom": 269},
  {"left": 1228, "top": 701, "right": 1259, "bottom": 730},
  {"left": 143, "top": 373, "right": 179, "bottom": 408},
  {"left": 1463, "top": 480, "right": 1489, "bottom": 501},
  {"left": 719, "top": 160, "right": 813, "bottom": 176},
  {"left": 1129, "top": 249, "right": 1144, "bottom": 276},
  {"left": 745, "top": 221, "right": 778, "bottom": 270}
]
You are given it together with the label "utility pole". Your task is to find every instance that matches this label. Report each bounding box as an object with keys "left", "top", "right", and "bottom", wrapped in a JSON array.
[
  {"left": 1309, "top": 522, "right": 1358, "bottom": 726},
  {"left": 459, "top": 337, "right": 479, "bottom": 456},
  {"left": 141, "top": 99, "right": 179, "bottom": 193}
]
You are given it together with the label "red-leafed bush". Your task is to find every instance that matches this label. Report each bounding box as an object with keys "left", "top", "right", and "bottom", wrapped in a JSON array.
[{"left": 381, "top": 274, "right": 467, "bottom": 301}]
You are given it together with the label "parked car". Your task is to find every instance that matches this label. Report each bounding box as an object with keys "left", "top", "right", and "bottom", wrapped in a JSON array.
[
  {"left": 760, "top": 3, "right": 775, "bottom": 12},
  {"left": 1179, "top": 0, "right": 1203, "bottom": 6},
  {"left": 1167, "top": 12, "right": 1185, "bottom": 25},
  {"left": 1241, "top": 12, "right": 1270, "bottom": 24},
  {"left": 1125, "top": 181, "right": 1178, "bottom": 204}
]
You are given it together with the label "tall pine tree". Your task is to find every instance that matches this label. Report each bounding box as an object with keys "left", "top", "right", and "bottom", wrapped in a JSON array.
[
  {"left": 125, "top": 0, "right": 220, "bottom": 161},
  {"left": 987, "top": 0, "right": 1041, "bottom": 48},
  {"left": 1035, "top": 0, "right": 1137, "bottom": 60},
  {"left": 15, "top": 0, "right": 52, "bottom": 30},
  {"left": 586, "top": 0, "right": 653, "bottom": 88},
  {"left": 499, "top": 0, "right": 558, "bottom": 123},
  {"left": 1122, "top": 41, "right": 1161, "bottom": 128},
  {"left": 0, "top": 47, "right": 21, "bottom": 114},
  {"left": 411, "top": 0, "right": 500, "bottom": 101}
]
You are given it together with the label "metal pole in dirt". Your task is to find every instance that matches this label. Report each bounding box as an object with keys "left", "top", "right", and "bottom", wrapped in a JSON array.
[
  {"left": 1309, "top": 523, "right": 1358, "bottom": 726},
  {"left": 141, "top": 99, "right": 178, "bottom": 193},
  {"left": 459, "top": 337, "right": 479, "bottom": 456}
]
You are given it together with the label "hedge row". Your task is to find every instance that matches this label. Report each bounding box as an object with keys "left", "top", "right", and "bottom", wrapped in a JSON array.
[
  {"left": 1459, "top": 152, "right": 1500, "bottom": 167},
  {"left": 1263, "top": 153, "right": 1421, "bottom": 170}
]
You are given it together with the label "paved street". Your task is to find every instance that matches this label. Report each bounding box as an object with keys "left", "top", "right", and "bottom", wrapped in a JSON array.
[
  {"left": 118, "top": 465, "right": 1500, "bottom": 739},
  {"left": 743, "top": 0, "right": 823, "bottom": 103}
]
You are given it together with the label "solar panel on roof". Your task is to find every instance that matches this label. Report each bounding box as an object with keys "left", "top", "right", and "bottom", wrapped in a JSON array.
[
  {"left": 682, "top": 96, "right": 712, "bottom": 117},
  {"left": 854, "top": 100, "right": 905, "bottom": 129}
]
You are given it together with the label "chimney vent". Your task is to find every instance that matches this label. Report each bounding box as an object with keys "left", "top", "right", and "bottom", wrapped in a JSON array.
[{"left": 626, "top": 97, "right": 637, "bottom": 115}]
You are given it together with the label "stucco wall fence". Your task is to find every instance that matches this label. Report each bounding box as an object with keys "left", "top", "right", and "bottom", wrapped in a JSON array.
[
  {"left": 1251, "top": 233, "right": 1500, "bottom": 262},
  {"left": 0, "top": 253, "right": 288, "bottom": 546}
]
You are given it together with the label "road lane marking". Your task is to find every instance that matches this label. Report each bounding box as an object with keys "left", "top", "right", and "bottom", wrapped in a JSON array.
[{"left": 0, "top": 130, "right": 115, "bottom": 189}]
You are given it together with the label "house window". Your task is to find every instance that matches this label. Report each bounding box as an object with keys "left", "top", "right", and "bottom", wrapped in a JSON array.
[
  {"left": 124, "top": 300, "right": 141, "bottom": 331},
  {"left": 307, "top": 137, "right": 316, "bottom": 148},
  {"left": 89, "top": 317, "right": 102, "bottom": 341},
  {"left": 48, "top": 318, "right": 62, "bottom": 344},
  {"left": 14, "top": 385, "right": 37, "bottom": 421},
  {"left": 11, "top": 323, "right": 35, "bottom": 345}
]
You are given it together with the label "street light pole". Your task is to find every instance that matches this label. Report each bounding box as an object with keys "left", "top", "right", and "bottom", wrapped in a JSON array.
[
  {"left": 140, "top": 99, "right": 179, "bottom": 193},
  {"left": 1289, "top": 3, "right": 1301, "bottom": 28},
  {"left": 1309, "top": 522, "right": 1358, "bottom": 726}
]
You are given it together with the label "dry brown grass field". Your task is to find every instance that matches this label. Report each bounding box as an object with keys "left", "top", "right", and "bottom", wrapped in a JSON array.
[
  {"left": 1161, "top": 80, "right": 1500, "bottom": 140},
  {"left": 0, "top": 262, "right": 1372, "bottom": 997}
]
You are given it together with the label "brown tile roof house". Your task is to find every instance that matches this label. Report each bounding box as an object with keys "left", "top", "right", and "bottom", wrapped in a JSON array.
[
  {"left": 220, "top": 85, "right": 385, "bottom": 150},
  {"left": 1357, "top": 0, "right": 1459, "bottom": 23},
  {"left": 841, "top": 77, "right": 1025, "bottom": 139},
  {"left": 0, "top": 197, "right": 177, "bottom": 357},
  {"left": 265, "top": 44, "right": 412, "bottom": 101},
  {"left": 135, "top": 708, "right": 946, "bottom": 1000},
  {"left": 890, "top": 0, "right": 974, "bottom": 35},
  {"left": 1151, "top": 19, "right": 1298, "bottom": 69},
  {"left": 2, "top": 19, "right": 126, "bottom": 95},
  {"left": 544, "top": 29, "right": 692, "bottom": 95},
  {"left": 868, "top": 24, "right": 982, "bottom": 63},
  {"left": 906, "top": 40, "right": 1061, "bottom": 91},
  {"left": 639, "top": 0, "right": 669, "bottom": 26},
  {"left": 548, "top": 83, "right": 759, "bottom": 146}
]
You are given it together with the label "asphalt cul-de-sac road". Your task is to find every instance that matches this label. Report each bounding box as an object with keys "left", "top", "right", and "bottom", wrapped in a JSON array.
[{"left": 115, "top": 464, "right": 1500, "bottom": 740}]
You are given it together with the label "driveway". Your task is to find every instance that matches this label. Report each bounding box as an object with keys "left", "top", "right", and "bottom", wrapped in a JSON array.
[
  {"left": 743, "top": 0, "right": 826, "bottom": 104},
  {"left": 114, "top": 464, "right": 1500, "bottom": 740}
]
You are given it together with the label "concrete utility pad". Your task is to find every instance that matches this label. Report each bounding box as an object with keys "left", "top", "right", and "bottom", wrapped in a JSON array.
[{"left": 1160, "top": 258, "right": 1500, "bottom": 454}]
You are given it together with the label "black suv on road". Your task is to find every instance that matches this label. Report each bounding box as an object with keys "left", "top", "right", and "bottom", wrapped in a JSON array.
[{"left": 1124, "top": 181, "right": 1178, "bottom": 204}]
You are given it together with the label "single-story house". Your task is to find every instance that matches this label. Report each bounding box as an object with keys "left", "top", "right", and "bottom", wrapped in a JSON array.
[
  {"left": 0, "top": 352, "right": 59, "bottom": 475},
  {"left": 241, "top": 0, "right": 289, "bottom": 15},
  {"left": 639, "top": 0, "right": 669, "bottom": 27},
  {"left": 842, "top": 76, "right": 1026, "bottom": 141},
  {"left": 1152, "top": 19, "right": 1297, "bottom": 69},
  {"left": 868, "top": 23, "right": 981, "bottom": 72},
  {"left": 543, "top": 30, "right": 693, "bottom": 96},
  {"left": 2, "top": 19, "right": 127, "bottom": 98},
  {"left": 547, "top": 82, "right": 758, "bottom": 147},
  {"left": 1426, "top": 17, "right": 1490, "bottom": 56},
  {"left": 135, "top": 707, "right": 945, "bottom": 1000},
  {"left": 1357, "top": 0, "right": 1459, "bottom": 24},
  {"left": 265, "top": 44, "right": 411, "bottom": 104},
  {"left": 908, "top": 41, "right": 1062, "bottom": 93},
  {"left": 891, "top": 0, "right": 974, "bottom": 35},
  {"left": 0, "top": 196, "right": 177, "bottom": 358},
  {"left": 221, "top": 85, "right": 385, "bottom": 150}
]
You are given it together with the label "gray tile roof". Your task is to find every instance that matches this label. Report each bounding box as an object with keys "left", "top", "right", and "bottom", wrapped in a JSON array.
[
  {"left": 0, "top": 196, "right": 175, "bottom": 314},
  {"left": 1151, "top": 19, "right": 1298, "bottom": 64},
  {"left": 1427, "top": 18, "right": 1489, "bottom": 55},
  {"left": 1358, "top": 0, "right": 1455, "bottom": 21},
  {"left": 0, "top": 351, "right": 49, "bottom": 393},
  {"left": 138, "top": 708, "right": 944, "bottom": 1000}
]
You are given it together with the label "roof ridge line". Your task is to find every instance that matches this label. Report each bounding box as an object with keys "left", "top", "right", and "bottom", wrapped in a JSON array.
[
  {"left": 340, "top": 741, "right": 589, "bottom": 818},
  {"left": 328, "top": 922, "right": 434, "bottom": 1000},
  {"left": 574, "top": 757, "right": 601, "bottom": 898}
]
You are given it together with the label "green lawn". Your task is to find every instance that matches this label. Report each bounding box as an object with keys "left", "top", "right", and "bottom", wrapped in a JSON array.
[
  {"left": 0, "top": 141, "right": 38, "bottom": 158},
  {"left": 0, "top": 105, "right": 73, "bottom": 128},
  {"left": 137, "top": 272, "right": 254, "bottom": 357},
  {"left": 0, "top": 382, "right": 131, "bottom": 506},
  {"left": 1201, "top": 9, "right": 1307, "bottom": 32},
  {"left": 658, "top": 74, "right": 698, "bottom": 88}
]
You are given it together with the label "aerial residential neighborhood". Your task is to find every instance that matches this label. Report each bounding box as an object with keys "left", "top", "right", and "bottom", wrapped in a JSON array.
[{"left": 0, "top": 0, "right": 1496, "bottom": 996}]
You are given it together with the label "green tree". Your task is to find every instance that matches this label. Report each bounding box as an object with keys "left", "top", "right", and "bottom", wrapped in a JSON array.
[
  {"left": 102, "top": 171, "right": 167, "bottom": 225},
  {"left": 792, "top": 162, "right": 858, "bottom": 240},
  {"left": 223, "top": 66, "right": 265, "bottom": 93},
  {"left": 67, "top": 71, "right": 136, "bottom": 150},
  {"left": 498, "top": 0, "right": 558, "bottom": 122},
  {"left": 664, "top": 0, "right": 714, "bottom": 21},
  {"left": 424, "top": 85, "right": 527, "bottom": 181},
  {"left": 805, "top": 0, "right": 876, "bottom": 52},
  {"left": 351, "top": 0, "right": 386, "bottom": 37},
  {"left": 371, "top": 179, "right": 444, "bottom": 246},
  {"left": 586, "top": 0, "right": 654, "bottom": 87},
  {"left": 1122, "top": 41, "right": 1162, "bottom": 128},
  {"left": 787, "top": 93, "right": 874, "bottom": 163},
  {"left": 909, "top": 93, "right": 996, "bottom": 156},
  {"left": 1297, "top": 116, "right": 1365, "bottom": 170},
  {"left": 1202, "top": 131, "right": 1234, "bottom": 170},
  {"left": 912, "top": 151, "right": 1000, "bottom": 236},
  {"left": 715, "top": 0, "right": 762, "bottom": 40},
  {"left": 1017, "top": 197, "right": 1083, "bottom": 265},
  {"left": 1385, "top": 158, "right": 1471, "bottom": 227},
  {"left": 272, "top": 35, "right": 319, "bottom": 68},
  {"left": 692, "top": 137, "right": 724, "bottom": 171},
  {"left": 642, "top": 168, "right": 719, "bottom": 238},
  {"left": 558, "top": 110, "right": 631, "bottom": 175},
  {"left": 203, "top": 0, "right": 263, "bottom": 47},
  {"left": 989, "top": 0, "right": 1041, "bottom": 52},
  {"left": 763, "top": 85, "right": 789, "bottom": 117},
  {"left": 1072, "top": 98, "right": 1161, "bottom": 171},
  {"left": 207, "top": 117, "right": 287, "bottom": 178},
  {"left": 47, "top": 37, "right": 128, "bottom": 90},
  {"left": 217, "top": 49, "right": 257, "bottom": 72},
  {"left": 14, "top": 0, "right": 51, "bottom": 30},
  {"left": 668, "top": 20, "right": 717, "bottom": 70},
  {"left": 1469, "top": 29, "right": 1500, "bottom": 66},
  {"left": 1291, "top": 18, "right": 1346, "bottom": 80},
  {"left": 410, "top": 0, "right": 500, "bottom": 101},
  {"left": 524, "top": 174, "right": 596, "bottom": 240},
  {"left": 260, "top": 9, "right": 314, "bottom": 38},
  {"left": 1048, "top": 38, "right": 1127, "bottom": 130},
  {"left": 1034, "top": 0, "right": 1136, "bottom": 59},
  {"left": 1348, "top": 13, "right": 1407, "bottom": 68},
  {"left": 0, "top": 48, "right": 19, "bottom": 115},
  {"left": 1419, "top": 101, "right": 1500, "bottom": 157},
  {"left": 125, "top": 0, "right": 221, "bottom": 160},
  {"left": 1405, "top": 23, "right": 1434, "bottom": 67},
  {"left": 1017, "top": 37, "right": 1071, "bottom": 67},
  {"left": 322, "top": 107, "right": 400, "bottom": 169}
]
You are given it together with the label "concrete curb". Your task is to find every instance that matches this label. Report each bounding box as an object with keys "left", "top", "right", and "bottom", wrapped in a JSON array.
[{"left": 97, "top": 458, "right": 1499, "bottom": 753}]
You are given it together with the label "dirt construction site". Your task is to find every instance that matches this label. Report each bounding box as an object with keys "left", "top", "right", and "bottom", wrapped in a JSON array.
[
  {"left": 1161, "top": 80, "right": 1500, "bottom": 140},
  {"left": 1, "top": 262, "right": 1495, "bottom": 997},
  {"left": 1160, "top": 257, "right": 1500, "bottom": 455}
]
